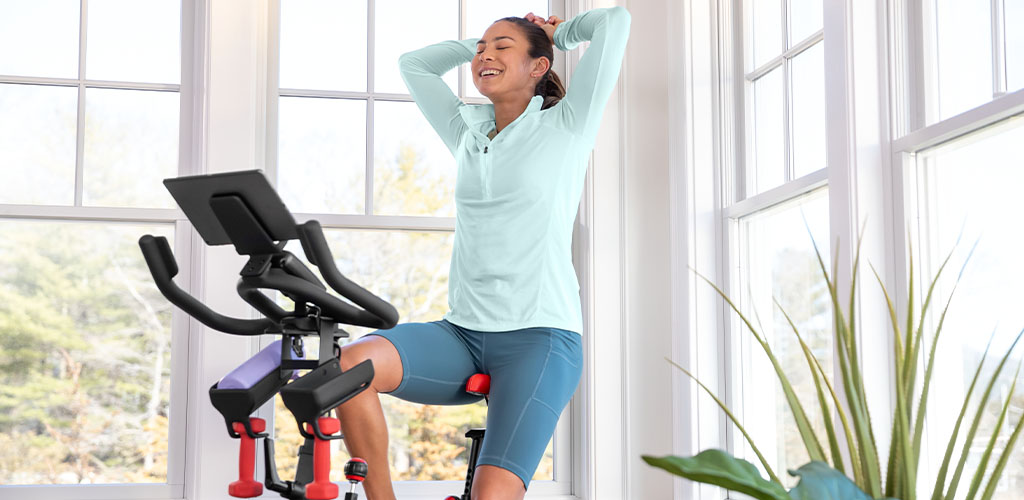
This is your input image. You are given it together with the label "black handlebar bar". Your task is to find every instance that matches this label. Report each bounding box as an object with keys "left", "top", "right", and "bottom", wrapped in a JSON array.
[
  {"left": 139, "top": 235, "right": 275, "bottom": 336},
  {"left": 297, "top": 220, "right": 399, "bottom": 329},
  {"left": 139, "top": 220, "right": 399, "bottom": 335}
]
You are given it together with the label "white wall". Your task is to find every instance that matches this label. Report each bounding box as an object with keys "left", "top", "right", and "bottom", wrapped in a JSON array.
[{"left": 617, "top": 0, "right": 676, "bottom": 497}]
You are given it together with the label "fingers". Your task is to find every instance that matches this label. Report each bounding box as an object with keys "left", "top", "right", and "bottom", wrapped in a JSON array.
[{"left": 525, "top": 12, "right": 561, "bottom": 26}]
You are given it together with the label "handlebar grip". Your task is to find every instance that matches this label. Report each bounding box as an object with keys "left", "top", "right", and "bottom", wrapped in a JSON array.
[
  {"left": 297, "top": 221, "right": 400, "bottom": 329},
  {"left": 139, "top": 235, "right": 276, "bottom": 336}
]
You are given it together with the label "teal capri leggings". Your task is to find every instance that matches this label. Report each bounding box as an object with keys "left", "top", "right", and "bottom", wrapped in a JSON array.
[{"left": 364, "top": 318, "right": 583, "bottom": 490}]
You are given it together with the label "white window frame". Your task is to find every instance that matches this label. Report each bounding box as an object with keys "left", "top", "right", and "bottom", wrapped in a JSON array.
[
  {"left": 670, "top": 0, "right": 900, "bottom": 498},
  {"left": 0, "top": 1, "right": 203, "bottom": 499},
  {"left": 906, "top": 0, "right": 1017, "bottom": 129},
  {"left": 890, "top": 0, "right": 1024, "bottom": 482},
  {"left": 724, "top": 0, "right": 833, "bottom": 485}
]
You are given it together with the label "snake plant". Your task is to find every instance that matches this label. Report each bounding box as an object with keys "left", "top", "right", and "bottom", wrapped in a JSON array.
[{"left": 643, "top": 236, "right": 1024, "bottom": 500}]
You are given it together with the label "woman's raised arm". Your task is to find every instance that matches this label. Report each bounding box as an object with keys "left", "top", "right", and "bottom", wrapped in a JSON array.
[
  {"left": 553, "top": 6, "right": 631, "bottom": 142},
  {"left": 398, "top": 38, "right": 478, "bottom": 156}
]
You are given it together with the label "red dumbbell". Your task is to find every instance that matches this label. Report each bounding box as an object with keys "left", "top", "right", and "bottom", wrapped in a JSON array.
[
  {"left": 228, "top": 418, "right": 266, "bottom": 498},
  {"left": 305, "top": 417, "right": 341, "bottom": 500}
]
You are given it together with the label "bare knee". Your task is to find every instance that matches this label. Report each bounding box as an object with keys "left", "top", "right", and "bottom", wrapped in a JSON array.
[
  {"left": 470, "top": 465, "right": 526, "bottom": 500},
  {"left": 338, "top": 336, "right": 403, "bottom": 394}
]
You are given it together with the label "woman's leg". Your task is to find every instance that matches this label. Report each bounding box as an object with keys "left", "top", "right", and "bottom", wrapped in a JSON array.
[
  {"left": 334, "top": 335, "right": 404, "bottom": 500},
  {"left": 334, "top": 320, "right": 484, "bottom": 500},
  {"left": 471, "top": 327, "right": 583, "bottom": 500}
]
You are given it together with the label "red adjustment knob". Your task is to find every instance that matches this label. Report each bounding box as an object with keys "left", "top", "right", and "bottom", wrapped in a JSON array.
[
  {"left": 444, "top": 496, "right": 460, "bottom": 500},
  {"left": 305, "top": 417, "right": 341, "bottom": 500},
  {"left": 465, "top": 373, "right": 490, "bottom": 397},
  {"left": 228, "top": 418, "right": 266, "bottom": 498},
  {"left": 345, "top": 457, "right": 367, "bottom": 482}
]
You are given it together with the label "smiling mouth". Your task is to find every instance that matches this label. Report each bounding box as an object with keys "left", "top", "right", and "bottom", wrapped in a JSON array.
[{"left": 480, "top": 70, "right": 503, "bottom": 79}]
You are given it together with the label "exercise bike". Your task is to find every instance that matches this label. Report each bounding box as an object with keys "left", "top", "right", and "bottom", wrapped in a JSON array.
[{"left": 138, "top": 170, "right": 495, "bottom": 500}]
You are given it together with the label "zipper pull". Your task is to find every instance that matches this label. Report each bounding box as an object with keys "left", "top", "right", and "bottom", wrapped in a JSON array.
[{"left": 484, "top": 146, "right": 488, "bottom": 153}]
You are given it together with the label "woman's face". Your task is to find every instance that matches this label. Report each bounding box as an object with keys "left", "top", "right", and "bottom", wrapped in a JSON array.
[{"left": 471, "top": 21, "right": 548, "bottom": 100}]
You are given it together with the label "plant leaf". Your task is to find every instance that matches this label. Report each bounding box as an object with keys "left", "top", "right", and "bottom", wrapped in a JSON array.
[
  {"left": 775, "top": 297, "right": 845, "bottom": 474},
  {"left": 664, "top": 356, "right": 784, "bottom": 485},
  {"left": 980, "top": 383, "right": 1024, "bottom": 500},
  {"left": 641, "top": 450, "right": 790, "bottom": 500},
  {"left": 929, "top": 329, "right": 997, "bottom": 500},
  {"left": 964, "top": 360, "right": 1022, "bottom": 500},
  {"left": 871, "top": 264, "right": 915, "bottom": 500},
  {"left": 694, "top": 271, "right": 828, "bottom": 463},
  {"left": 807, "top": 232, "right": 882, "bottom": 497},
  {"left": 913, "top": 241, "right": 975, "bottom": 475},
  {"left": 787, "top": 461, "right": 894, "bottom": 500},
  {"left": 944, "top": 327, "right": 1024, "bottom": 500}
]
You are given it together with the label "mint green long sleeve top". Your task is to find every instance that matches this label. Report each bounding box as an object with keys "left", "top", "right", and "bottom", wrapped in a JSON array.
[{"left": 397, "top": 6, "right": 631, "bottom": 335}]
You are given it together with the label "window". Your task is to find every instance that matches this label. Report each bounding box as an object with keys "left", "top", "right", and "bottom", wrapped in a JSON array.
[
  {"left": 743, "top": 0, "right": 825, "bottom": 195},
  {"left": 733, "top": 189, "right": 832, "bottom": 488},
  {"left": 268, "top": 1, "right": 569, "bottom": 494},
  {"left": 906, "top": 115, "right": 1024, "bottom": 498},
  {"left": 679, "top": 0, "right": 1024, "bottom": 497},
  {"left": 919, "top": 0, "right": 1024, "bottom": 124},
  {"left": 0, "top": 0, "right": 189, "bottom": 497},
  {"left": 725, "top": 0, "right": 830, "bottom": 486}
]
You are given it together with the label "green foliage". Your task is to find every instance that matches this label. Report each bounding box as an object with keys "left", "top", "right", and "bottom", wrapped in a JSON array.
[
  {"left": 787, "top": 461, "right": 895, "bottom": 500},
  {"left": 643, "top": 232, "right": 1024, "bottom": 499},
  {"left": 642, "top": 449, "right": 790, "bottom": 500},
  {"left": 0, "top": 222, "right": 173, "bottom": 484},
  {"left": 643, "top": 452, "right": 899, "bottom": 500}
]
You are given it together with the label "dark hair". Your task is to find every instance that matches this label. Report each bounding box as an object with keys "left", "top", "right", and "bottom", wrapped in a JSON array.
[{"left": 494, "top": 16, "right": 566, "bottom": 110}]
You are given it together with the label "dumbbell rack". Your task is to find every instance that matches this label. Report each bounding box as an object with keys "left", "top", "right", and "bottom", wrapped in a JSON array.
[{"left": 207, "top": 324, "right": 370, "bottom": 500}]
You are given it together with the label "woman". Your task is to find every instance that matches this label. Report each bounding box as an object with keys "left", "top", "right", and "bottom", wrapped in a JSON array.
[{"left": 335, "top": 7, "right": 630, "bottom": 500}]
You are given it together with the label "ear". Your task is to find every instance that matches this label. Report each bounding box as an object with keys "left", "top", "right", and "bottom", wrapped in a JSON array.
[{"left": 531, "top": 56, "right": 551, "bottom": 77}]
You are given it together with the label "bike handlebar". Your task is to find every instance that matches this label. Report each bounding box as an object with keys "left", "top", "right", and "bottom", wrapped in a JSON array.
[
  {"left": 139, "top": 235, "right": 275, "bottom": 336},
  {"left": 140, "top": 220, "right": 400, "bottom": 334},
  {"left": 296, "top": 220, "right": 399, "bottom": 330}
]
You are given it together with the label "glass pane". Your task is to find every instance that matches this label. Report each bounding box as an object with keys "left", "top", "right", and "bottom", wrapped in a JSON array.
[
  {"left": 82, "top": 88, "right": 179, "bottom": 208},
  {"left": 791, "top": 42, "right": 825, "bottom": 178},
  {"left": 929, "top": 0, "right": 993, "bottom": 122},
  {"left": 788, "top": 0, "right": 822, "bottom": 45},
  {"left": 914, "top": 116, "right": 1024, "bottom": 497},
  {"left": 0, "top": 0, "right": 79, "bottom": 78},
  {"left": 268, "top": 230, "right": 564, "bottom": 483},
  {"left": 0, "top": 221, "right": 174, "bottom": 484},
  {"left": 463, "top": 0, "right": 549, "bottom": 99},
  {"left": 1007, "top": 0, "right": 1024, "bottom": 93},
  {"left": 86, "top": 0, "right": 180, "bottom": 84},
  {"left": 375, "top": 0, "right": 458, "bottom": 95},
  {"left": 751, "top": 0, "right": 783, "bottom": 69},
  {"left": 277, "top": 96, "right": 365, "bottom": 214},
  {"left": 737, "top": 188, "right": 831, "bottom": 488},
  {"left": 0, "top": 84, "right": 77, "bottom": 205},
  {"left": 752, "top": 68, "right": 785, "bottom": 194},
  {"left": 279, "top": 0, "right": 366, "bottom": 91},
  {"left": 373, "top": 101, "right": 455, "bottom": 217}
]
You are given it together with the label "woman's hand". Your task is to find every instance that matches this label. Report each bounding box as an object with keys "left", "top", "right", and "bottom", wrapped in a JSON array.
[{"left": 525, "top": 12, "right": 563, "bottom": 47}]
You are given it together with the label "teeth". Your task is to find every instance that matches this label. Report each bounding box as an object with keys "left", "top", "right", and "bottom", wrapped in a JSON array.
[{"left": 481, "top": 69, "right": 501, "bottom": 76}]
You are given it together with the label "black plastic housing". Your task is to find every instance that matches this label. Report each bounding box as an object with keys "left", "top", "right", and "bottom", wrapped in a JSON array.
[{"left": 281, "top": 358, "right": 374, "bottom": 440}]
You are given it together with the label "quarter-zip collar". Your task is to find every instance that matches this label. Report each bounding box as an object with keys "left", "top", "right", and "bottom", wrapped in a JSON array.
[{"left": 459, "top": 94, "right": 545, "bottom": 142}]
